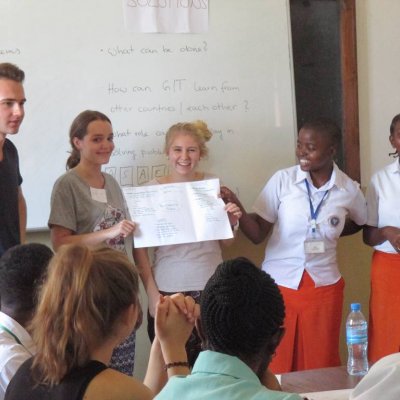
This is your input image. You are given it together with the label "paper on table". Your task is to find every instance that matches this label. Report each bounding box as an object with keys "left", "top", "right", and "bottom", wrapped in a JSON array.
[
  {"left": 300, "top": 388, "right": 351, "bottom": 400},
  {"left": 123, "top": 179, "right": 233, "bottom": 248}
]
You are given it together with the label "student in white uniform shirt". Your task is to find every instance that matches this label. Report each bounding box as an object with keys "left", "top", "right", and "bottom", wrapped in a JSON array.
[
  {"left": 0, "top": 243, "right": 53, "bottom": 399},
  {"left": 363, "top": 113, "right": 400, "bottom": 364},
  {"left": 350, "top": 352, "right": 400, "bottom": 400},
  {"left": 221, "top": 118, "right": 367, "bottom": 374}
]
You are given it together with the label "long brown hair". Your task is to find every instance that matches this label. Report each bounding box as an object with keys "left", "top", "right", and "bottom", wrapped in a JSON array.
[
  {"left": 30, "top": 244, "right": 139, "bottom": 386},
  {"left": 66, "top": 110, "right": 111, "bottom": 169}
]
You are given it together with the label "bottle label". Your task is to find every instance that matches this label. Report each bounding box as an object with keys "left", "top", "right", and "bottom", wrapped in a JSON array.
[{"left": 346, "top": 327, "right": 368, "bottom": 344}]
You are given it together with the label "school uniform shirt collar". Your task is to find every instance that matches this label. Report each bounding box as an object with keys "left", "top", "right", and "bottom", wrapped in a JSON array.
[
  {"left": 192, "top": 350, "right": 260, "bottom": 383},
  {"left": 294, "top": 162, "right": 345, "bottom": 191},
  {"left": 388, "top": 159, "right": 400, "bottom": 174},
  {"left": 0, "top": 311, "right": 34, "bottom": 353}
]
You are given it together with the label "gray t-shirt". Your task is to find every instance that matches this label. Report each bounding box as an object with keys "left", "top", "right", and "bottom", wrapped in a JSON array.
[{"left": 48, "top": 170, "right": 132, "bottom": 254}]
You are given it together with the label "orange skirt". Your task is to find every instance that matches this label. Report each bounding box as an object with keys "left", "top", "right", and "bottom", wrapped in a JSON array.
[
  {"left": 368, "top": 250, "right": 400, "bottom": 364},
  {"left": 269, "top": 270, "right": 344, "bottom": 374}
]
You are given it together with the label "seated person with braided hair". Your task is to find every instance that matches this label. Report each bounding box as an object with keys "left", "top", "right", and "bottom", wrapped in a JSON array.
[{"left": 155, "top": 257, "right": 304, "bottom": 400}]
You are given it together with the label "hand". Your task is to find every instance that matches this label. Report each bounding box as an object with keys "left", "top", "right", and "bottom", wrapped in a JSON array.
[
  {"left": 220, "top": 186, "right": 240, "bottom": 205},
  {"left": 169, "top": 293, "right": 200, "bottom": 325},
  {"left": 383, "top": 226, "right": 400, "bottom": 253},
  {"left": 225, "top": 201, "right": 242, "bottom": 226},
  {"left": 109, "top": 219, "right": 136, "bottom": 239},
  {"left": 260, "top": 367, "right": 282, "bottom": 391},
  {"left": 155, "top": 294, "right": 199, "bottom": 348}
]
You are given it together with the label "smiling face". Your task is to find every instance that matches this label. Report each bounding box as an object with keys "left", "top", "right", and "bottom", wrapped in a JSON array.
[
  {"left": 166, "top": 131, "right": 201, "bottom": 181},
  {"left": 73, "top": 119, "right": 114, "bottom": 167},
  {"left": 0, "top": 79, "right": 26, "bottom": 138},
  {"left": 389, "top": 120, "right": 400, "bottom": 156},
  {"left": 296, "top": 127, "right": 336, "bottom": 178}
]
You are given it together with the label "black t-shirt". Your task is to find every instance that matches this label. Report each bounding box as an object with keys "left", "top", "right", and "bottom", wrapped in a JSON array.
[
  {"left": 5, "top": 358, "right": 108, "bottom": 400},
  {"left": 0, "top": 139, "right": 22, "bottom": 257}
]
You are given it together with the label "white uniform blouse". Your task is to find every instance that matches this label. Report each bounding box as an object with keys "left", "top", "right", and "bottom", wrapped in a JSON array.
[
  {"left": 0, "top": 312, "right": 35, "bottom": 400},
  {"left": 365, "top": 160, "right": 400, "bottom": 254},
  {"left": 253, "top": 164, "right": 367, "bottom": 289},
  {"left": 350, "top": 352, "right": 400, "bottom": 400}
]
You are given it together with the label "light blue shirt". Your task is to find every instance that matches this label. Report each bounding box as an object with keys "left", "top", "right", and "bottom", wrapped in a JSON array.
[{"left": 155, "top": 350, "right": 302, "bottom": 400}]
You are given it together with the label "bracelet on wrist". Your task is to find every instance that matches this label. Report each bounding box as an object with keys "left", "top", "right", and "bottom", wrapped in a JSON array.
[{"left": 164, "top": 361, "right": 190, "bottom": 371}]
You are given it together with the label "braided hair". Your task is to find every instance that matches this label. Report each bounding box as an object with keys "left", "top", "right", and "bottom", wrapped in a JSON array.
[{"left": 200, "top": 257, "right": 285, "bottom": 363}]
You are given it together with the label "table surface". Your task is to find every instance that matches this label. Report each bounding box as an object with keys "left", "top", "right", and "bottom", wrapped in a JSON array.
[{"left": 280, "top": 366, "right": 364, "bottom": 393}]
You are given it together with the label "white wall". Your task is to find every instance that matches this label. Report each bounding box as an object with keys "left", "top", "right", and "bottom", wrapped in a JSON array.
[{"left": 357, "top": 0, "right": 400, "bottom": 184}]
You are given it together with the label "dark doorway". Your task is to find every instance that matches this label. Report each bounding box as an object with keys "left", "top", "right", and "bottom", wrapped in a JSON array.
[{"left": 290, "top": 0, "right": 360, "bottom": 181}]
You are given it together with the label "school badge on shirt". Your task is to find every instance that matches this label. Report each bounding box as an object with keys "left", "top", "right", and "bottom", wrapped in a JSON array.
[{"left": 329, "top": 216, "right": 340, "bottom": 227}]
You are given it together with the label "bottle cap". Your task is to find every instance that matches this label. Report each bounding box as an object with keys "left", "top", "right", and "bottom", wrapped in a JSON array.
[{"left": 351, "top": 303, "right": 361, "bottom": 311}]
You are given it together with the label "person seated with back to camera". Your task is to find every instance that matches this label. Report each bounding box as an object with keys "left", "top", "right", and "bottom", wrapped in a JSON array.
[
  {"left": 0, "top": 243, "right": 53, "bottom": 399},
  {"left": 155, "top": 257, "right": 306, "bottom": 400},
  {"left": 5, "top": 244, "right": 199, "bottom": 400},
  {"left": 349, "top": 352, "right": 400, "bottom": 400}
]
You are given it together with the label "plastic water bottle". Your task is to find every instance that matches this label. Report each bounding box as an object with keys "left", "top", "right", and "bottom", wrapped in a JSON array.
[{"left": 346, "top": 303, "right": 369, "bottom": 376}]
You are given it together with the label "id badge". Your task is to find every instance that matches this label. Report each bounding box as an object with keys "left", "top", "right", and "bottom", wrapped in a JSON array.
[
  {"left": 90, "top": 187, "right": 107, "bottom": 203},
  {"left": 304, "top": 238, "right": 325, "bottom": 254},
  {"left": 304, "top": 226, "right": 325, "bottom": 254}
]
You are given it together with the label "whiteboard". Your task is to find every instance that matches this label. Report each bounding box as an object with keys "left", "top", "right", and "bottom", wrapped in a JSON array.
[{"left": 1, "top": 0, "right": 296, "bottom": 230}]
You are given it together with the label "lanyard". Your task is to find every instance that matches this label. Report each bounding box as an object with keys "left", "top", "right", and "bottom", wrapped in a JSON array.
[
  {"left": 305, "top": 179, "right": 329, "bottom": 233},
  {"left": 0, "top": 323, "right": 22, "bottom": 345}
]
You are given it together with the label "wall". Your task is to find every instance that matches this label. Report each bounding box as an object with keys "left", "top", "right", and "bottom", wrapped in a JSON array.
[{"left": 357, "top": 0, "right": 400, "bottom": 183}]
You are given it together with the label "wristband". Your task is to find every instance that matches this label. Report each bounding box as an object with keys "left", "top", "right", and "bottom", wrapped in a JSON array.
[{"left": 164, "top": 361, "right": 190, "bottom": 371}]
